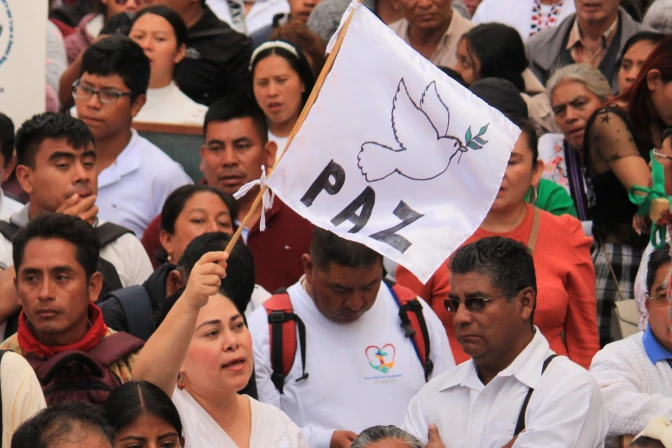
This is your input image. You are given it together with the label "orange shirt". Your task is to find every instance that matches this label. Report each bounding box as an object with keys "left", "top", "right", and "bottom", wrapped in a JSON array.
[{"left": 396, "top": 204, "right": 599, "bottom": 369}]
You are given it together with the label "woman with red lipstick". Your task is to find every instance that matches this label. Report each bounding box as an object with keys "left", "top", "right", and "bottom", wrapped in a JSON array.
[
  {"left": 133, "top": 250, "right": 307, "bottom": 447},
  {"left": 396, "top": 119, "right": 599, "bottom": 369},
  {"left": 250, "top": 40, "right": 315, "bottom": 160}
]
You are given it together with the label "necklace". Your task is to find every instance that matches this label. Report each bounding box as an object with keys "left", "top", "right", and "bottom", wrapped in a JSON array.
[{"left": 530, "top": 0, "right": 564, "bottom": 36}]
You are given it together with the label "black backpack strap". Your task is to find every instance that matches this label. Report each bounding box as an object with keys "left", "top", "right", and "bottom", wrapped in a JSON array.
[
  {"left": 108, "top": 286, "right": 154, "bottom": 341},
  {"left": 0, "top": 221, "right": 19, "bottom": 242},
  {"left": 514, "top": 354, "right": 558, "bottom": 436},
  {"left": 95, "top": 222, "right": 134, "bottom": 247},
  {"left": 97, "top": 258, "right": 124, "bottom": 296}
]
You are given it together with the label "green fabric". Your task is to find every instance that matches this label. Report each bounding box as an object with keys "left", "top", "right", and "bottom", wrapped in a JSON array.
[
  {"left": 629, "top": 151, "right": 670, "bottom": 249},
  {"left": 525, "top": 178, "right": 578, "bottom": 218}
]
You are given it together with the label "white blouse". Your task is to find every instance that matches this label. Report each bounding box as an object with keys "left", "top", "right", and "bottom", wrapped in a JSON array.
[
  {"left": 172, "top": 388, "right": 308, "bottom": 448},
  {"left": 135, "top": 82, "right": 207, "bottom": 126}
]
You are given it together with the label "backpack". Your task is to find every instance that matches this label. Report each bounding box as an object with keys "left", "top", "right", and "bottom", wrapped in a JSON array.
[
  {"left": 0, "top": 220, "right": 132, "bottom": 297},
  {"left": 98, "top": 285, "right": 154, "bottom": 341},
  {"left": 24, "top": 332, "right": 144, "bottom": 406},
  {"left": 263, "top": 283, "right": 433, "bottom": 394}
]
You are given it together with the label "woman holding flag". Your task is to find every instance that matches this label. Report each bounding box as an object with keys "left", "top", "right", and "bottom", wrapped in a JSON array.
[{"left": 396, "top": 119, "right": 600, "bottom": 369}]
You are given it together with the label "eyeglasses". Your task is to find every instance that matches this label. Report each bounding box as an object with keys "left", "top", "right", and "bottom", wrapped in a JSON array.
[
  {"left": 72, "top": 81, "right": 134, "bottom": 104},
  {"left": 645, "top": 292, "right": 670, "bottom": 306},
  {"left": 444, "top": 290, "right": 521, "bottom": 313},
  {"left": 652, "top": 150, "right": 672, "bottom": 163}
]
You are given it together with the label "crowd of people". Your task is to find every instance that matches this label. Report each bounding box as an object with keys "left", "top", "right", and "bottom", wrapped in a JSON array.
[{"left": 3, "top": 0, "right": 672, "bottom": 446}]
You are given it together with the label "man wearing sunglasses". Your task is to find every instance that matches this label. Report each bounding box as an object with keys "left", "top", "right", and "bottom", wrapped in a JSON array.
[
  {"left": 404, "top": 236, "right": 607, "bottom": 447},
  {"left": 591, "top": 245, "right": 672, "bottom": 446}
]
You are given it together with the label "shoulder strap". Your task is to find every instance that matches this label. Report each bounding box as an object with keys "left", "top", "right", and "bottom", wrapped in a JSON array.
[
  {"left": 390, "top": 284, "right": 433, "bottom": 382},
  {"left": 527, "top": 208, "right": 541, "bottom": 253},
  {"left": 109, "top": 286, "right": 154, "bottom": 341},
  {"left": 263, "top": 291, "right": 308, "bottom": 394},
  {"left": 514, "top": 354, "right": 558, "bottom": 436},
  {"left": 95, "top": 222, "right": 134, "bottom": 247},
  {"left": 87, "top": 332, "right": 145, "bottom": 367},
  {"left": 0, "top": 221, "right": 19, "bottom": 241},
  {"left": 97, "top": 257, "right": 124, "bottom": 294}
]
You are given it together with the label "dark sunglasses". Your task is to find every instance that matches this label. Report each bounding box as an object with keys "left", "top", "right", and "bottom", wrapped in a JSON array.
[{"left": 444, "top": 290, "right": 521, "bottom": 313}]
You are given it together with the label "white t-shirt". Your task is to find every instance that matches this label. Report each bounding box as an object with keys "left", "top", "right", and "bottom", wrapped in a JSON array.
[
  {"left": 248, "top": 278, "right": 455, "bottom": 448},
  {"left": 0, "top": 191, "right": 23, "bottom": 221},
  {"left": 404, "top": 329, "right": 608, "bottom": 447},
  {"left": 269, "top": 130, "right": 289, "bottom": 162},
  {"left": 134, "top": 82, "right": 207, "bottom": 126},
  {"left": 96, "top": 130, "right": 193, "bottom": 238},
  {"left": 472, "top": 0, "right": 575, "bottom": 42},
  {"left": 206, "top": 0, "right": 290, "bottom": 35},
  {"left": 172, "top": 389, "right": 308, "bottom": 448}
]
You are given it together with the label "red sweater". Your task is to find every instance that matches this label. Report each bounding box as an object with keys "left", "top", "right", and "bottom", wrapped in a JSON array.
[{"left": 396, "top": 204, "right": 599, "bottom": 369}]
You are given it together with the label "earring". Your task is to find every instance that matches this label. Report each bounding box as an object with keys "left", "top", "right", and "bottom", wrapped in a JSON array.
[
  {"left": 167, "top": 254, "right": 172, "bottom": 263},
  {"left": 177, "top": 372, "right": 185, "bottom": 390}
]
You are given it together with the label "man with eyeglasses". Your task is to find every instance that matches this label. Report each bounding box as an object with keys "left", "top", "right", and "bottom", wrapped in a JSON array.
[
  {"left": 634, "top": 129, "right": 672, "bottom": 330},
  {"left": 72, "top": 34, "right": 192, "bottom": 239},
  {"left": 404, "top": 236, "right": 607, "bottom": 447},
  {"left": 592, "top": 244, "right": 672, "bottom": 447},
  {"left": 248, "top": 228, "right": 453, "bottom": 448}
]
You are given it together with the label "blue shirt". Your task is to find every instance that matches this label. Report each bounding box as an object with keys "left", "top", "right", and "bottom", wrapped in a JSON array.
[{"left": 642, "top": 324, "right": 672, "bottom": 364}]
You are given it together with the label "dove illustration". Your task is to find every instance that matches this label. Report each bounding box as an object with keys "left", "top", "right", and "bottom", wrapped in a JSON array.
[{"left": 357, "top": 79, "right": 468, "bottom": 182}]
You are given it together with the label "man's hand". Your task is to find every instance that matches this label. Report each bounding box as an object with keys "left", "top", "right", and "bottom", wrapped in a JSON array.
[
  {"left": 427, "top": 424, "right": 446, "bottom": 448},
  {"left": 330, "top": 430, "right": 357, "bottom": 448},
  {"left": 56, "top": 194, "right": 98, "bottom": 224}
]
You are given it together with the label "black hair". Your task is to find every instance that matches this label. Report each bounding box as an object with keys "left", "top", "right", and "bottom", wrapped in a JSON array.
[
  {"left": 437, "top": 66, "right": 468, "bottom": 88},
  {"left": 104, "top": 380, "right": 183, "bottom": 437},
  {"left": 80, "top": 34, "right": 150, "bottom": 100},
  {"left": 99, "top": 11, "right": 134, "bottom": 37},
  {"left": 160, "top": 184, "right": 238, "bottom": 234},
  {"left": 511, "top": 117, "right": 539, "bottom": 163},
  {"left": 250, "top": 41, "right": 316, "bottom": 107},
  {"left": 461, "top": 23, "right": 528, "bottom": 92},
  {"left": 13, "top": 213, "right": 100, "bottom": 282},
  {"left": 622, "top": 31, "right": 666, "bottom": 60},
  {"left": 15, "top": 113, "right": 94, "bottom": 168},
  {"left": 0, "top": 112, "right": 14, "bottom": 168},
  {"left": 156, "top": 232, "right": 256, "bottom": 326},
  {"left": 629, "top": 436, "right": 666, "bottom": 448},
  {"left": 204, "top": 95, "right": 269, "bottom": 143},
  {"left": 646, "top": 244, "right": 671, "bottom": 293},
  {"left": 449, "top": 236, "right": 537, "bottom": 326},
  {"left": 309, "top": 227, "right": 382, "bottom": 271},
  {"left": 11, "top": 402, "right": 115, "bottom": 448},
  {"left": 663, "top": 127, "right": 672, "bottom": 143},
  {"left": 132, "top": 6, "right": 189, "bottom": 48}
]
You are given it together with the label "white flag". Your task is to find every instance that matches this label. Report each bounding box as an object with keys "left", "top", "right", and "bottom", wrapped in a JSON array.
[{"left": 267, "top": 1, "right": 520, "bottom": 283}]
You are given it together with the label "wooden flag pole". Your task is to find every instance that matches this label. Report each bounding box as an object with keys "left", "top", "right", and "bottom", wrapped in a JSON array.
[{"left": 225, "top": 3, "right": 360, "bottom": 253}]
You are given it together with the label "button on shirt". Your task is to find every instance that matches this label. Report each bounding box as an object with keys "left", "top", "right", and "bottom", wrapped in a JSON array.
[
  {"left": 389, "top": 10, "right": 474, "bottom": 69},
  {"left": 249, "top": 279, "right": 455, "bottom": 448},
  {"left": 590, "top": 327, "right": 672, "bottom": 446},
  {"left": 96, "top": 130, "right": 193, "bottom": 239},
  {"left": 404, "top": 329, "right": 607, "bottom": 447}
]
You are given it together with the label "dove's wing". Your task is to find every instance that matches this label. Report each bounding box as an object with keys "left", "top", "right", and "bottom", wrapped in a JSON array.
[
  {"left": 392, "top": 79, "right": 442, "bottom": 151},
  {"left": 419, "top": 81, "right": 450, "bottom": 137}
]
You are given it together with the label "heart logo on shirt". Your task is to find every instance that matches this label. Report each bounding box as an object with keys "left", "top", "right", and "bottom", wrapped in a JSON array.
[{"left": 365, "top": 344, "right": 396, "bottom": 373}]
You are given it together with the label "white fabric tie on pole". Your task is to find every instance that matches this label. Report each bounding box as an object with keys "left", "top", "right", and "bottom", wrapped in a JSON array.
[{"left": 233, "top": 166, "right": 275, "bottom": 231}]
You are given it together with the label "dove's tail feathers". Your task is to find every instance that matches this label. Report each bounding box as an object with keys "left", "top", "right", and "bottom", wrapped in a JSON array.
[{"left": 358, "top": 142, "right": 403, "bottom": 182}]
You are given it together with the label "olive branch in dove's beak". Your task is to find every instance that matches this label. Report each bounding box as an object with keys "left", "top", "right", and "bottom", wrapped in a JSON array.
[{"left": 232, "top": 166, "right": 275, "bottom": 231}]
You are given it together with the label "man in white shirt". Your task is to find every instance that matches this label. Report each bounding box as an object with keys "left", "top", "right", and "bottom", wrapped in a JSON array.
[
  {"left": 0, "top": 113, "right": 153, "bottom": 340},
  {"left": 591, "top": 245, "right": 672, "bottom": 447},
  {"left": 73, "top": 35, "right": 192, "bottom": 238},
  {"left": 0, "top": 114, "right": 25, "bottom": 220},
  {"left": 404, "top": 236, "right": 607, "bottom": 447},
  {"left": 248, "top": 228, "right": 454, "bottom": 448}
]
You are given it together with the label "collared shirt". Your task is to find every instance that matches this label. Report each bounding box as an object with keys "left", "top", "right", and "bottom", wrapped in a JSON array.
[
  {"left": 389, "top": 10, "right": 475, "bottom": 69},
  {"left": 206, "top": 0, "right": 290, "bottom": 35},
  {"left": 643, "top": 324, "right": 672, "bottom": 364},
  {"left": 566, "top": 16, "right": 619, "bottom": 68},
  {"left": 249, "top": 279, "right": 454, "bottom": 448},
  {"left": 404, "top": 328, "right": 607, "bottom": 447},
  {"left": 0, "top": 191, "right": 23, "bottom": 222},
  {"left": 96, "top": 130, "right": 193, "bottom": 239}
]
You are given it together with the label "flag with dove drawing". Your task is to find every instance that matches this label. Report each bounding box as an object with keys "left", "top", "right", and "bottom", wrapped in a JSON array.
[{"left": 266, "top": 0, "right": 521, "bottom": 283}]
